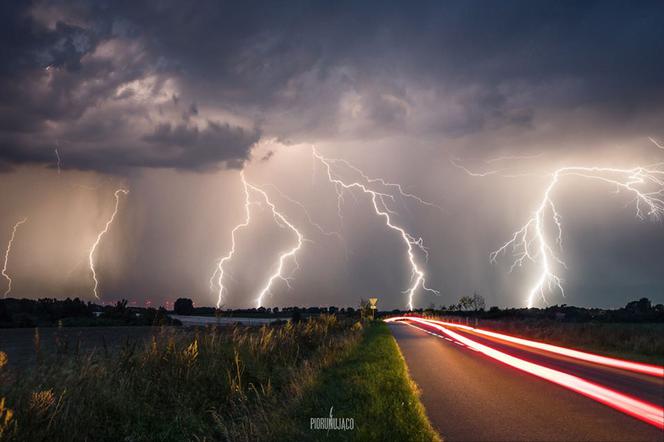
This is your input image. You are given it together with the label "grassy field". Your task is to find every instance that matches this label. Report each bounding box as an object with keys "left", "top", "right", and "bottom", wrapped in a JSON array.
[
  {"left": 0, "top": 317, "right": 439, "bottom": 441},
  {"left": 275, "top": 321, "right": 441, "bottom": 441}
]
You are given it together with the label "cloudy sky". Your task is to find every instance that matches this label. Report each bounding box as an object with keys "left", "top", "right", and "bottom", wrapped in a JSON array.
[{"left": 1, "top": 0, "right": 663, "bottom": 309}]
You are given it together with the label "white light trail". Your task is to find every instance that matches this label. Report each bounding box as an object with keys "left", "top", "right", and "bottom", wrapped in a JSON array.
[
  {"left": 489, "top": 165, "right": 664, "bottom": 308},
  {"left": 313, "top": 148, "right": 439, "bottom": 310},
  {"left": 2, "top": 218, "right": 28, "bottom": 298},
  {"left": 88, "top": 189, "right": 129, "bottom": 299}
]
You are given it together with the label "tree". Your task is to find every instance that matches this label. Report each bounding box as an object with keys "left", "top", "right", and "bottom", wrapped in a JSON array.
[
  {"left": 174, "top": 298, "right": 194, "bottom": 315},
  {"left": 470, "top": 292, "right": 486, "bottom": 312},
  {"left": 625, "top": 297, "right": 652, "bottom": 314},
  {"left": 458, "top": 296, "right": 473, "bottom": 311},
  {"left": 457, "top": 292, "right": 486, "bottom": 312}
]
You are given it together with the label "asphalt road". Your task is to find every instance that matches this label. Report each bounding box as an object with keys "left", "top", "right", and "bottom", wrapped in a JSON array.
[{"left": 389, "top": 322, "right": 664, "bottom": 442}]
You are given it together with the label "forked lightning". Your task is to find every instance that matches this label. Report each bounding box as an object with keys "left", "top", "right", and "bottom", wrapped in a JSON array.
[
  {"left": 453, "top": 144, "right": 664, "bottom": 308},
  {"left": 313, "top": 148, "right": 439, "bottom": 310},
  {"left": 211, "top": 172, "right": 305, "bottom": 308}
]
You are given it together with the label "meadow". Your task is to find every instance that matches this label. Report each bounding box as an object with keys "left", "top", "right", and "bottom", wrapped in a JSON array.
[{"left": 0, "top": 316, "right": 436, "bottom": 441}]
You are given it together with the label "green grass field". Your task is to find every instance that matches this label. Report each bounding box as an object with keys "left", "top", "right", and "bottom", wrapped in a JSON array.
[{"left": 0, "top": 318, "right": 439, "bottom": 441}]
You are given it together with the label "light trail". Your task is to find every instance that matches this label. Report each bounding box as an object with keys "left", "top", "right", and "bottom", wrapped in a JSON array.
[
  {"left": 2, "top": 218, "right": 28, "bottom": 298},
  {"left": 211, "top": 171, "right": 253, "bottom": 308},
  {"left": 88, "top": 189, "right": 129, "bottom": 299},
  {"left": 392, "top": 316, "right": 663, "bottom": 378},
  {"left": 313, "top": 148, "right": 439, "bottom": 310},
  {"left": 387, "top": 317, "right": 664, "bottom": 429},
  {"left": 248, "top": 180, "right": 304, "bottom": 308}
]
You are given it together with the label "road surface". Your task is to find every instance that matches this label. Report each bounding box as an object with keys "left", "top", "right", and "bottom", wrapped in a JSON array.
[{"left": 389, "top": 319, "right": 663, "bottom": 441}]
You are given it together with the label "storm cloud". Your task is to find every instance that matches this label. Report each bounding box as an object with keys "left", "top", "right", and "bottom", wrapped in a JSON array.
[{"left": 0, "top": 1, "right": 663, "bottom": 308}]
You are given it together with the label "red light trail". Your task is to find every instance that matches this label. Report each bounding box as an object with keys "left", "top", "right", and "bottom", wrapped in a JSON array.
[
  {"left": 386, "top": 316, "right": 664, "bottom": 429},
  {"left": 417, "top": 317, "right": 663, "bottom": 378}
]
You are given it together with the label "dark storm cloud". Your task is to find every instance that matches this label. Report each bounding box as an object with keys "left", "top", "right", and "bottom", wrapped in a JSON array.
[
  {"left": 2, "top": 0, "right": 664, "bottom": 173},
  {"left": 1, "top": 0, "right": 663, "bottom": 309}
]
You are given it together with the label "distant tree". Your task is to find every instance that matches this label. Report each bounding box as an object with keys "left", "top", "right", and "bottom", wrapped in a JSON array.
[
  {"left": 291, "top": 307, "right": 302, "bottom": 323},
  {"left": 470, "top": 292, "right": 486, "bottom": 312},
  {"left": 174, "top": 298, "right": 194, "bottom": 315},
  {"left": 625, "top": 297, "right": 652, "bottom": 314},
  {"left": 457, "top": 293, "right": 486, "bottom": 312},
  {"left": 458, "top": 296, "right": 473, "bottom": 311},
  {"left": 273, "top": 307, "right": 279, "bottom": 314}
]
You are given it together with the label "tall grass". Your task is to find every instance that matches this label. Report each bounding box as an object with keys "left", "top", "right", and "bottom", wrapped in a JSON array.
[{"left": 0, "top": 315, "right": 362, "bottom": 441}]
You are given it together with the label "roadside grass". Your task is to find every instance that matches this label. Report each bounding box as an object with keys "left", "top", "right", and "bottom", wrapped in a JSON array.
[
  {"left": 470, "top": 319, "right": 664, "bottom": 365},
  {"left": 276, "top": 321, "right": 441, "bottom": 442},
  {"left": 0, "top": 315, "right": 363, "bottom": 441}
]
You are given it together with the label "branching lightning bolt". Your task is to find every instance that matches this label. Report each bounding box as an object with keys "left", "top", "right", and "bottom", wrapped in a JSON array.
[
  {"left": 248, "top": 180, "right": 305, "bottom": 308},
  {"left": 323, "top": 156, "right": 444, "bottom": 211},
  {"left": 88, "top": 189, "right": 129, "bottom": 299},
  {"left": 2, "top": 218, "right": 28, "bottom": 298},
  {"left": 313, "top": 148, "right": 439, "bottom": 310},
  {"left": 455, "top": 146, "right": 664, "bottom": 308},
  {"left": 210, "top": 172, "right": 306, "bottom": 308},
  {"left": 261, "top": 183, "right": 343, "bottom": 241}
]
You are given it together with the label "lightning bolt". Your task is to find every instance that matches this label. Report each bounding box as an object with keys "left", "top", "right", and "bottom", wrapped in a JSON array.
[
  {"left": 450, "top": 157, "right": 501, "bottom": 177},
  {"left": 649, "top": 137, "right": 664, "bottom": 150},
  {"left": 211, "top": 171, "right": 253, "bottom": 308},
  {"left": 248, "top": 180, "right": 305, "bottom": 308},
  {"left": 454, "top": 145, "right": 664, "bottom": 308},
  {"left": 210, "top": 172, "right": 306, "bottom": 308},
  {"left": 54, "top": 146, "right": 61, "bottom": 175},
  {"left": 313, "top": 148, "right": 439, "bottom": 310},
  {"left": 322, "top": 156, "right": 444, "bottom": 211},
  {"left": 2, "top": 218, "right": 28, "bottom": 298},
  {"left": 88, "top": 189, "right": 129, "bottom": 299},
  {"left": 261, "top": 182, "right": 343, "bottom": 241}
]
